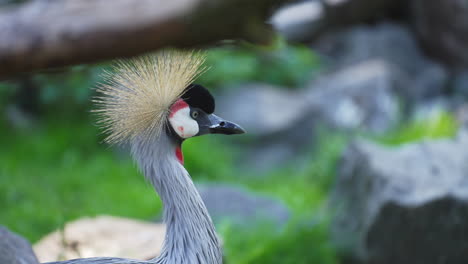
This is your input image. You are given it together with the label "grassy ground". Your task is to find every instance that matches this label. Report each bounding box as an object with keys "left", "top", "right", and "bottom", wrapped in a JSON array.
[{"left": 0, "top": 116, "right": 161, "bottom": 242}]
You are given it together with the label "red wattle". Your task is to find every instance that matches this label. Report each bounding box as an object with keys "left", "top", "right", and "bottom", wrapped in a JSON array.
[
  {"left": 175, "top": 146, "right": 184, "bottom": 164},
  {"left": 169, "top": 99, "right": 189, "bottom": 117}
]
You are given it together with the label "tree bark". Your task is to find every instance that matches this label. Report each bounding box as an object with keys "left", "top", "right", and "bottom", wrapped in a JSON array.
[{"left": 0, "top": 0, "right": 288, "bottom": 77}]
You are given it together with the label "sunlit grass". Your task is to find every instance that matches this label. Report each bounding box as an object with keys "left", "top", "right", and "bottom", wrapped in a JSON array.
[
  {"left": 0, "top": 118, "right": 162, "bottom": 242},
  {"left": 376, "top": 111, "right": 459, "bottom": 145}
]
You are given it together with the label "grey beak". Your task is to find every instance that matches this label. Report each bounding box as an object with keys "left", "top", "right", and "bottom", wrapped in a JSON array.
[{"left": 208, "top": 114, "right": 246, "bottom": 135}]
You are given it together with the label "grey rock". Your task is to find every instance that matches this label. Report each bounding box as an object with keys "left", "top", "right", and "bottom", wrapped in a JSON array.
[
  {"left": 216, "top": 83, "right": 317, "bottom": 171},
  {"left": 453, "top": 70, "right": 468, "bottom": 98},
  {"left": 321, "top": 0, "right": 402, "bottom": 31},
  {"left": 216, "top": 83, "right": 309, "bottom": 137},
  {"left": 411, "top": 97, "right": 452, "bottom": 122},
  {"left": 243, "top": 140, "right": 309, "bottom": 172},
  {"left": 271, "top": 0, "right": 403, "bottom": 42},
  {"left": 305, "top": 59, "right": 400, "bottom": 133},
  {"left": 218, "top": 25, "right": 448, "bottom": 170},
  {"left": 314, "top": 23, "right": 421, "bottom": 72},
  {"left": 411, "top": 0, "right": 468, "bottom": 67},
  {"left": 456, "top": 103, "right": 468, "bottom": 129},
  {"left": 313, "top": 23, "right": 448, "bottom": 103},
  {"left": 34, "top": 216, "right": 165, "bottom": 262},
  {"left": 331, "top": 133, "right": 468, "bottom": 264},
  {"left": 198, "top": 184, "right": 290, "bottom": 229},
  {"left": 271, "top": 1, "right": 325, "bottom": 42},
  {"left": 218, "top": 60, "right": 401, "bottom": 135},
  {"left": 0, "top": 226, "right": 39, "bottom": 264},
  {"left": 410, "top": 63, "right": 448, "bottom": 102},
  {"left": 216, "top": 59, "right": 400, "bottom": 170}
]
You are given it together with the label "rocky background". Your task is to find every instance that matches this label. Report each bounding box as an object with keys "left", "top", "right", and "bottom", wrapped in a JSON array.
[
  {"left": 1, "top": 0, "right": 468, "bottom": 264},
  {"left": 269, "top": 0, "right": 468, "bottom": 263}
]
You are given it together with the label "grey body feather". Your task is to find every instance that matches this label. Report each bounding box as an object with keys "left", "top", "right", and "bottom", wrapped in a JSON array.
[{"left": 46, "top": 133, "right": 222, "bottom": 264}]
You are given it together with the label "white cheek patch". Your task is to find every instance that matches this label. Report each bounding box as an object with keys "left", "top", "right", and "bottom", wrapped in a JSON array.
[{"left": 169, "top": 107, "right": 199, "bottom": 138}]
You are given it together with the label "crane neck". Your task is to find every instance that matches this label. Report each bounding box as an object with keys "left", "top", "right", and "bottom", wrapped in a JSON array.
[{"left": 130, "top": 133, "right": 222, "bottom": 264}]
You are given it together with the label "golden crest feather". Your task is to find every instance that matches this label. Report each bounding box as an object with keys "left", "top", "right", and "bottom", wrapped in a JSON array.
[{"left": 93, "top": 50, "right": 206, "bottom": 145}]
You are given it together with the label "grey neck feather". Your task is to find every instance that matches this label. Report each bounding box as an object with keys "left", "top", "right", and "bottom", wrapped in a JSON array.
[{"left": 130, "top": 133, "right": 222, "bottom": 264}]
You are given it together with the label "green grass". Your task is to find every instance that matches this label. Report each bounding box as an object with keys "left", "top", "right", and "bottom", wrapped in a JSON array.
[
  {"left": 375, "top": 111, "right": 459, "bottom": 146},
  {"left": 220, "top": 218, "right": 337, "bottom": 264},
  {"left": 0, "top": 117, "right": 162, "bottom": 242}
]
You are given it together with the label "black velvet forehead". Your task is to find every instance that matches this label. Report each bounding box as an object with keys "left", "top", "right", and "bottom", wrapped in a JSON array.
[{"left": 182, "top": 84, "right": 215, "bottom": 114}]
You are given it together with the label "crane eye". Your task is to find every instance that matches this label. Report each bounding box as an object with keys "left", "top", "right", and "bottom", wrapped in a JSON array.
[{"left": 191, "top": 110, "right": 199, "bottom": 119}]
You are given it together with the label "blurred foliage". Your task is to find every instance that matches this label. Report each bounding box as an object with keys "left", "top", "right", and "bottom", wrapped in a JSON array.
[
  {"left": 376, "top": 111, "right": 459, "bottom": 145},
  {"left": 221, "top": 219, "right": 337, "bottom": 264},
  {"left": 0, "top": 117, "right": 162, "bottom": 242},
  {"left": 0, "top": 39, "right": 318, "bottom": 116},
  {"left": 0, "top": 0, "right": 28, "bottom": 6},
  {"left": 198, "top": 38, "right": 320, "bottom": 89},
  {"left": 0, "top": 65, "right": 106, "bottom": 117},
  {"left": 0, "top": 82, "right": 14, "bottom": 107},
  {"left": 34, "top": 66, "right": 104, "bottom": 106}
]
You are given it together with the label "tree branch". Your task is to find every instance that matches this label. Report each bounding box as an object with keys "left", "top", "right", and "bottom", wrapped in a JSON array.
[{"left": 0, "top": 0, "right": 287, "bottom": 77}]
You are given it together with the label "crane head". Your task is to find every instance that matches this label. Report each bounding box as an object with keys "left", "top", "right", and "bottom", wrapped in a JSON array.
[
  {"left": 168, "top": 84, "right": 245, "bottom": 139},
  {"left": 94, "top": 50, "right": 245, "bottom": 146}
]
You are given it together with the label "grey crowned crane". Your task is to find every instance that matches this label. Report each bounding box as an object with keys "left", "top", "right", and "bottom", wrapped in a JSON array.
[{"left": 47, "top": 50, "right": 244, "bottom": 264}]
